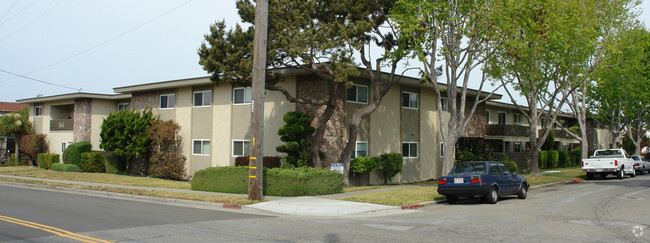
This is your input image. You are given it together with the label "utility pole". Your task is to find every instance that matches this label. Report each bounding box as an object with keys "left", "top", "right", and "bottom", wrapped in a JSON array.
[{"left": 249, "top": 0, "right": 268, "bottom": 201}]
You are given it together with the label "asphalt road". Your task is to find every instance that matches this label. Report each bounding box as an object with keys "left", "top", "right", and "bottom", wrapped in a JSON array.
[{"left": 0, "top": 174, "right": 648, "bottom": 242}]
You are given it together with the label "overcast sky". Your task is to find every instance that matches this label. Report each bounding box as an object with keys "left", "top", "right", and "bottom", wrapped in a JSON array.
[{"left": 1, "top": 0, "right": 649, "bottom": 103}]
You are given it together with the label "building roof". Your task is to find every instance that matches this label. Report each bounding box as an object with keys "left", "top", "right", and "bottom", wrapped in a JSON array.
[
  {"left": 0, "top": 102, "right": 28, "bottom": 112},
  {"left": 16, "top": 92, "right": 131, "bottom": 104}
]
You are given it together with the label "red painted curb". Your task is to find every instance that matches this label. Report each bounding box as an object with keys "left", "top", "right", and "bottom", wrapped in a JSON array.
[
  {"left": 573, "top": 179, "right": 584, "bottom": 183},
  {"left": 223, "top": 204, "right": 242, "bottom": 210},
  {"left": 401, "top": 204, "right": 422, "bottom": 210}
]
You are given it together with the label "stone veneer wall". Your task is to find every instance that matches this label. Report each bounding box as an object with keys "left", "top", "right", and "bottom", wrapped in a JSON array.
[
  {"left": 73, "top": 98, "right": 92, "bottom": 142},
  {"left": 296, "top": 75, "right": 346, "bottom": 168},
  {"left": 131, "top": 91, "right": 159, "bottom": 114},
  {"left": 462, "top": 102, "right": 486, "bottom": 138}
]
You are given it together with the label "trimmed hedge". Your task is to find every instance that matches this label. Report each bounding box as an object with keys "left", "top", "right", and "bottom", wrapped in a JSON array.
[
  {"left": 234, "top": 156, "right": 282, "bottom": 168},
  {"left": 62, "top": 142, "right": 92, "bottom": 167},
  {"left": 548, "top": 150, "right": 559, "bottom": 168},
  {"left": 559, "top": 150, "right": 569, "bottom": 167},
  {"left": 191, "top": 166, "right": 249, "bottom": 194},
  {"left": 539, "top": 151, "right": 548, "bottom": 169},
  {"left": 191, "top": 166, "right": 344, "bottom": 196},
  {"left": 51, "top": 163, "right": 81, "bottom": 172},
  {"left": 37, "top": 153, "right": 60, "bottom": 169},
  {"left": 80, "top": 152, "right": 105, "bottom": 173},
  {"left": 51, "top": 163, "right": 64, "bottom": 171},
  {"left": 570, "top": 149, "right": 582, "bottom": 166}
]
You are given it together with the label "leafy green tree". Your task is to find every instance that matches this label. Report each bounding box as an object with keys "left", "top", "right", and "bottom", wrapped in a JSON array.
[
  {"left": 276, "top": 112, "right": 315, "bottom": 167},
  {"left": 99, "top": 109, "right": 155, "bottom": 174},
  {"left": 390, "top": 0, "right": 503, "bottom": 176},
  {"left": 199, "top": 1, "right": 404, "bottom": 185},
  {"left": 486, "top": 0, "right": 634, "bottom": 174},
  {"left": 0, "top": 108, "right": 32, "bottom": 165}
]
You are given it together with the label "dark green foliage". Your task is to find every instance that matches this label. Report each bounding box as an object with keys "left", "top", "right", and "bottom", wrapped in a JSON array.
[
  {"left": 37, "top": 153, "right": 59, "bottom": 169},
  {"left": 265, "top": 167, "right": 343, "bottom": 196},
  {"left": 8, "top": 153, "right": 29, "bottom": 166},
  {"left": 622, "top": 135, "right": 635, "bottom": 156},
  {"left": 350, "top": 157, "right": 379, "bottom": 174},
  {"left": 80, "top": 152, "right": 106, "bottom": 173},
  {"left": 191, "top": 166, "right": 249, "bottom": 193},
  {"left": 548, "top": 150, "right": 559, "bottom": 168},
  {"left": 191, "top": 166, "right": 344, "bottom": 196},
  {"left": 456, "top": 150, "right": 477, "bottom": 163},
  {"left": 147, "top": 120, "right": 186, "bottom": 180},
  {"left": 559, "top": 150, "right": 570, "bottom": 167},
  {"left": 63, "top": 164, "right": 82, "bottom": 172},
  {"left": 539, "top": 151, "right": 548, "bottom": 169},
  {"left": 104, "top": 154, "right": 125, "bottom": 174},
  {"left": 100, "top": 109, "right": 155, "bottom": 173},
  {"left": 570, "top": 148, "right": 582, "bottom": 166},
  {"left": 235, "top": 156, "right": 282, "bottom": 168},
  {"left": 542, "top": 130, "right": 556, "bottom": 150},
  {"left": 499, "top": 153, "right": 518, "bottom": 172},
  {"left": 378, "top": 153, "right": 403, "bottom": 184},
  {"left": 276, "top": 112, "right": 316, "bottom": 167},
  {"left": 62, "top": 142, "right": 91, "bottom": 167},
  {"left": 281, "top": 163, "right": 295, "bottom": 169},
  {"left": 51, "top": 163, "right": 64, "bottom": 171}
]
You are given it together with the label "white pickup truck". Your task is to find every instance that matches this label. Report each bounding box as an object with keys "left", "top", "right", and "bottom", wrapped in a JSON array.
[{"left": 581, "top": 149, "right": 636, "bottom": 180}]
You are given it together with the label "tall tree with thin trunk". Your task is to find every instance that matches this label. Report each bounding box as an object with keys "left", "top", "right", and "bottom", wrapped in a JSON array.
[
  {"left": 0, "top": 108, "right": 32, "bottom": 165},
  {"left": 390, "top": 0, "right": 502, "bottom": 176}
]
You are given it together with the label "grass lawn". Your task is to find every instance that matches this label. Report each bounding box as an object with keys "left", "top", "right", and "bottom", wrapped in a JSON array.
[
  {"left": 0, "top": 166, "right": 191, "bottom": 189},
  {"left": 341, "top": 185, "right": 445, "bottom": 206},
  {"left": 524, "top": 168, "right": 585, "bottom": 187}
]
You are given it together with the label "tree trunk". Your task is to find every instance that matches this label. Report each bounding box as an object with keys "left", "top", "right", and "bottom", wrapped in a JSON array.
[
  {"left": 529, "top": 124, "right": 539, "bottom": 174},
  {"left": 340, "top": 124, "right": 359, "bottom": 187},
  {"left": 440, "top": 138, "right": 457, "bottom": 176},
  {"left": 14, "top": 136, "right": 20, "bottom": 165},
  {"left": 581, "top": 130, "right": 589, "bottom": 159},
  {"left": 310, "top": 103, "right": 337, "bottom": 169}
]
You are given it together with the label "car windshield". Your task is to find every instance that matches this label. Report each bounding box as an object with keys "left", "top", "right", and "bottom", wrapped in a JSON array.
[
  {"left": 450, "top": 162, "right": 486, "bottom": 175},
  {"left": 595, "top": 150, "right": 622, "bottom": 156}
]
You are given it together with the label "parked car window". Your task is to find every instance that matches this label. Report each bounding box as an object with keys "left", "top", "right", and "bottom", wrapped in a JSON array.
[
  {"left": 450, "top": 162, "right": 486, "bottom": 175},
  {"left": 498, "top": 164, "right": 512, "bottom": 175},
  {"left": 489, "top": 163, "right": 501, "bottom": 175}
]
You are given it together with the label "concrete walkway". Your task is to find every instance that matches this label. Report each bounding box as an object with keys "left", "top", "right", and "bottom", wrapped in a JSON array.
[{"left": 0, "top": 174, "right": 423, "bottom": 217}]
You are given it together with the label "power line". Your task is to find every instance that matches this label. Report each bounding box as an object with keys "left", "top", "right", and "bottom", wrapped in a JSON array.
[
  {"left": 0, "top": 0, "right": 38, "bottom": 27},
  {"left": 0, "top": 0, "right": 19, "bottom": 24},
  {"left": 0, "top": 0, "right": 193, "bottom": 86},
  {"left": 0, "top": 69, "right": 81, "bottom": 92},
  {"left": 0, "top": 0, "right": 65, "bottom": 43}
]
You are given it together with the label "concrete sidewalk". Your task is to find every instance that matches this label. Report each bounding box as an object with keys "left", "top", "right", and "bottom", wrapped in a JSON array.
[{"left": 0, "top": 174, "right": 420, "bottom": 217}]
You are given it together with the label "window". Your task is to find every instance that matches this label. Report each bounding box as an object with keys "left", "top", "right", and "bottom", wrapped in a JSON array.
[
  {"left": 35, "top": 105, "right": 42, "bottom": 116},
  {"left": 192, "top": 140, "right": 210, "bottom": 155},
  {"left": 160, "top": 94, "right": 175, "bottom": 109},
  {"left": 402, "top": 142, "right": 418, "bottom": 158},
  {"left": 485, "top": 110, "right": 490, "bottom": 124},
  {"left": 117, "top": 103, "right": 129, "bottom": 111},
  {"left": 514, "top": 142, "right": 522, "bottom": 152},
  {"left": 234, "top": 87, "right": 252, "bottom": 104},
  {"left": 440, "top": 142, "right": 444, "bottom": 157},
  {"left": 232, "top": 140, "right": 251, "bottom": 157},
  {"left": 347, "top": 85, "right": 368, "bottom": 103},
  {"left": 441, "top": 97, "right": 448, "bottom": 112},
  {"left": 194, "top": 90, "right": 212, "bottom": 107},
  {"left": 354, "top": 141, "right": 368, "bottom": 158},
  {"left": 498, "top": 112, "right": 506, "bottom": 125},
  {"left": 514, "top": 113, "right": 522, "bottom": 124},
  {"left": 402, "top": 92, "right": 419, "bottom": 109}
]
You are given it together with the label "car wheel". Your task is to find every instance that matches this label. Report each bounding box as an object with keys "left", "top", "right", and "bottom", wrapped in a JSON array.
[
  {"left": 617, "top": 167, "right": 625, "bottom": 179},
  {"left": 630, "top": 167, "right": 636, "bottom": 177},
  {"left": 486, "top": 187, "right": 498, "bottom": 204},
  {"left": 640, "top": 167, "right": 645, "bottom": 175},
  {"left": 446, "top": 195, "right": 457, "bottom": 204},
  {"left": 517, "top": 184, "right": 528, "bottom": 199},
  {"left": 586, "top": 172, "right": 594, "bottom": 180},
  {"left": 601, "top": 173, "right": 608, "bottom": 179}
]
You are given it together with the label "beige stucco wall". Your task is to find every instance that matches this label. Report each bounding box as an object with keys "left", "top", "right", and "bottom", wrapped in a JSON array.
[
  {"left": 420, "top": 88, "right": 440, "bottom": 180},
  {"left": 368, "top": 86, "right": 401, "bottom": 184},
  {"left": 91, "top": 99, "right": 117, "bottom": 150},
  {"left": 189, "top": 86, "right": 214, "bottom": 175},
  {"left": 40, "top": 99, "right": 75, "bottom": 155},
  {"left": 212, "top": 84, "right": 233, "bottom": 167},
  {"left": 175, "top": 87, "right": 194, "bottom": 175},
  {"left": 263, "top": 76, "right": 297, "bottom": 157}
]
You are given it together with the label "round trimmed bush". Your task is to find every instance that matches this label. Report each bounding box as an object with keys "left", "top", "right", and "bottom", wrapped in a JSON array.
[
  {"left": 63, "top": 164, "right": 82, "bottom": 172},
  {"left": 51, "top": 163, "right": 64, "bottom": 171}
]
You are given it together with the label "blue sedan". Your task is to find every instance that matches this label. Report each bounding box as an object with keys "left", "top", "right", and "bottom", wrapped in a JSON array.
[{"left": 437, "top": 161, "right": 529, "bottom": 204}]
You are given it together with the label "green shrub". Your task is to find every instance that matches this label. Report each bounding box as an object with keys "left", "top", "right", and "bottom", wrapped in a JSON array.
[
  {"left": 570, "top": 148, "right": 582, "bottom": 166},
  {"left": 104, "top": 154, "right": 125, "bottom": 174},
  {"left": 80, "top": 152, "right": 105, "bottom": 173},
  {"left": 149, "top": 153, "right": 186, "bottom": 180},
  {"left": 275, "top": 111, "right": 317, "bottom": 167},
  {"left": 63, "top": 164, "right": 81, "bottom": 172},
  {"left": 499, "top": 153, "right": 518, "bottom": 172},
  {"left": 456, "top": 150, "right": 477, "bottom": 163},
  {"left": 559, "top": 150, "right": 569, "bottom": 167},
  {"left": 281, "top": 163, "right": 295, "bottom": 169},
  {"left": 37, "top": 153, "right": 60, "bottom": 169},
  {"left": 191, "top": 166, "right": 249, "bottom": 194},
  {"left": 51, "top": 163, "right": 64, "bottom": 171},
  {"left": 378, "top": 153, "right": 403, "bottom": 184},
  {"left": 265, "top": 167, "right": 343, "bottom": 196},
  {"left": 350, "top": 156, "right": 379, "bottom": 174},
  {"left": 62, "top": 142, "right": 91, "bottom": 167},
  {"left": 548, "top": 150, "right": 559, "bottom": 168},
  {"left": 539, "top": 151, "right": 548, "bottom": 169},
  {"left": 191, "top": 166, "right": 344, "bottom": 196},
  {"left": 20, "top": 134, "right": 47, "bottom": 165},
  {"left": 8, "top": 153, "right": 29, "bottom": 166}
]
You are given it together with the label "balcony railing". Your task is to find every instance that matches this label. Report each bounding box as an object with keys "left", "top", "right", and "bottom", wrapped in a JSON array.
[
  {"left": 50, "top": 119, "right": 73, "bottom": 131},
  {"left": 486, "top": 124, "right": 529, "bottom": 137}
]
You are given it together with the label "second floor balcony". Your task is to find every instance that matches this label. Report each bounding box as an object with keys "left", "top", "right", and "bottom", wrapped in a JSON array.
[
  {"left": 50, "top": 119, "right": 73, "bottom": 131},
  {"left": 486, "top": 124, "right": 529, "bottom": 137}
]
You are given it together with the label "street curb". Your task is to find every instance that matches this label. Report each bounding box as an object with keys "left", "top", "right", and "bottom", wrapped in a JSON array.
[{"left": 223, "top": 203, "right": 242, "bottom": 210}]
